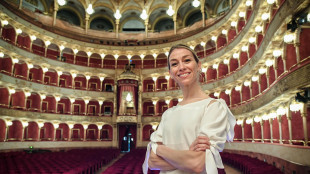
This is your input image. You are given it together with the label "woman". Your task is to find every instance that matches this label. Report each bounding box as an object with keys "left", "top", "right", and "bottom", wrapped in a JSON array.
[{"left": 142, "top": 44, "right": 236, "bottom": 174}]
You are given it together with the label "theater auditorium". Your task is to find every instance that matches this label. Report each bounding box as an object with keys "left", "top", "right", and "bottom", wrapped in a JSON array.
[{"left": 0, "top": 0, "right": 309, "bottom": 173}]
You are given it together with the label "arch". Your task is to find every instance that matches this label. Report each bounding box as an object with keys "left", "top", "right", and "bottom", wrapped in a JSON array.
[
  {"left": 156, "top": 76, "right": 168, "bottom": 91},
  {"left": 90, "top": 15, "right": 114, "bottom": 31},
  {"left": 46, "top": 43, "right": 60, "bottom": 60},
  {"left": 57, "top": 7, "right": 82, "bottom": 27},
  {"left": 74, "top": 74, "right": 87, "bottom": 89},
  {"left": 73, "top": 98, "right": 86, "bottom": 115},
  {"left": 1, "top": 24, "right": 16, "bottom": 44},
  {"left": 153, "top": 17, "right": 174, "bottom": 32},
  {"left": 0, "top": 119, "right": 6, "bottom": 141},
  {"left": 102, "top": 101, "right": 113, "bottom": 116},
  {"left": 41, "top": 122, "right": 54, "bottom": 141},
  {"left": 103, "top": 54, "right": 116, "bottom": 69},
  {"left": 29, "top": 65, "right": 43, "bottom": 83},
  {"left": 101, "top": 124, "right": 112, "bottom": 141},
  {"left": 8, "top": 120, "right": 23, "bottom": 141},
  {"left": 143, "top": 77, "right": 155, "bottom": 92},
  {"left": 16, "top": 32, "right": 31, "bottom": 50},
  {"left": 44, "top": 69, "right": 58, "bottom": 86},
  {"left": 143, "top": 100, "right": 154, "bottom": 116},
  {"left": 26, "top": 121, "right": 39, "bottom": 141},
  {"left": 142, "top": 125, "right": 153, "bottom": 141},
  {"left": 88, "top": 76, "right": 100, "bottom": 91},
  {"left": 87, "top": 100, "right": 100, "bottom": 116},
  {"left": 13, "top": 60, "right": 28, "bottom": 80},
  {"left": 183, "top": 9, "right": 203, "bottom": 27},
  {"left": 72, "top": 124, "right": 84, "bottom": 141},
  {"left": 75, "top": 51, "right": 88, "bottom": 66},
  {"left": 87, "top": 124, "right": 99, "bottom": 140},
  {"left": 42, "top": 95, "right": 56, "bottom": 113},
  {"left": 57, "top": 123, "right": 69, "bottom": 140},
  {"left": 0, "top": 87, "right": 9, "bottom": 107},
  {"left": 0, "top": 56, "right": 13, "bottom": 75},
  {"left": 26, "top": 92, "right": 41, "bottom": 112},
  {"left": 10, "top": 90, "right": 26, "bottom": 110},
  {"left": 89, "top": 53, "right": 102, "bottom": 68},
  {"left": 31, "top": 38, "right": 45, "bottom": 56}
]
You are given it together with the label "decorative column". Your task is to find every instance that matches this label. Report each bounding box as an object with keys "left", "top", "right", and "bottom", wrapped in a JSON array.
[
  {"left": 201, "top": 3, "right": 205, "bottom": 27},
  {"left": 44, "top": 41, "right": 51, "bottom": 57},
  {"left": 260, "top": 120, "right": 264, "bottom": 143},
  {"left": 19, "top": 0, "right": 23, "bottom": 9},
  {"left": 241, "top": 121, "right": 245, "bottom": 142},
  {"left": 86, "top": 75, "right": 90, "bottom": 90},
  {"left": 152, "top": 77, "right": 158, "bottom": 91},
  {"left": 269, "top": 118, "right": 273, "bottom": 143},
  {"left": 53, "top": 123, "right": 59, "bottom": 141},
  {"left": 70, "top": 98, "right": 75, "bottom": 114},
  {"left": 73, "top": 49, "right": 78, "bottom": 64},
  {"left": 114, "top": 55, "right": 119, "bottom": 69},
  {"left": 99, "top": 100, "right": 103, "bottom": 116},
  {"left": 37, "top": 123, "right": 44, "bottom": 141},
  {"left": 287, "top": 106, "right": 293, "bottom": 145},
  {"left": 152, "top": 99, "right": 158, "bottom": 116},
  {"left": 145, "top": 19, "right": 149, "bottom": 38},
  {"left": 42, "top": 67, "right": 48, "bottom": 84},
  {"left": 85, "top": 14, "right": 90, "bottom": 34},
  {"left": 53, "top": 0, "right": 59, "bottom": 26},
  {"left": 277, "top": 114, "right": 283, "bottom": 144},
  {"left": 138, "top": 83, "right": 143, "bottom": 116},
  {"left": 85, "top": 99, "right": 89, "bottom": 115},
  {"left": 100, "top": 77, "right": 105, "bottom": 91},
  {"left": 87, "top": 52, "right": 91, "bottom": 66},
  {"left": 5, "top": 121, "right": 12, "bottom": 142},
  {"left": 21, "top": 122, "right": 29, "bottom": 141},
  {"left": 57, "top": 71, "right": 62, "bottom": 86},
  {"left": 112, "top": 124, "right": 118, "bottom": 147},
  {"left": 40, "top": 94, "right": 46, "bottom": 112},
  {"left": 27, "top": 63, "right": 33, "bottom": 80},
  {"left": 72, "top": 73, "right": 76, "bottom": 89},
  {"left": 100, "top": 54, "right": 105, "bottom": 68},
  {"left": 8, "top": 88, "right": 16, "bottom": 108},
  {"left": 113, "top": 84, "right": 117, "bottom": 117},
  {"left": 251, "top": 121, "right": 255, "bottom": 142},
  {"left": 55, "top": 96, "right": 61, "bottom": 113},
  {"left": 137, "top": 123, "right": 142, "bottom": 147},
  {"left": 301, "top": 103, "right": 308, "bottom": 146},
  {"left": 83, "top": 125, "right": 88, "bottom": 141},
  {"left": 165, "top": 76, "right": 170, "bottom": 90},
  {"left": 68, "top": 124, "right": 74, "bottom": 141},
  {"left": 173, "top": 15, "right": 177, "bottom": 34},
  {"left": 97, "top": 125, "right": 102, "bottom": 141},
  {"left": 115, "top": 19, "right": 120, "bottom": 38}
]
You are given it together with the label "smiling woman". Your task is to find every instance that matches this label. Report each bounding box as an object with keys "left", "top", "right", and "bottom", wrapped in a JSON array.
[{"left": 142, "top": 44, "right": 236, "bottom": 174}]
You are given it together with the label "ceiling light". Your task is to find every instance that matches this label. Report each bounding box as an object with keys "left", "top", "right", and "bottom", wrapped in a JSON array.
[
  {"left": 100, "top": 53, "right": 105, "bottom": 58},
  {"left": 153, "top": 53, "right": 157, "bottom": 58},
  {"left": 55, "top": 96, "right": 61, "bottom": 102},
  {"left": 246, "top": 0, "right": 252, "bottom": 6},
  {"left": 225, "top": 89, "right": 231, "bottom": 95},
  {"left": 244, "top": 81, "right": 251, "bottom": 86},
  {"left": 73, "top": 49, "right": 78, "bottom": 54},
  {"left": 259, "top": 68, "right": 266, "bottom": 74},
  {"left": 255, "top": 25, "right": 262, "bottom": 33},
  {"left": 140, "top": 9, "right": 148, "bottom": 20},
  {"left": 59, "top": 45, "right": 65, "bottom": 51},
  {"left": 45, "top": 40, "right": 51, "bottom": 46},
  {"left": 249, "top": 37, "right": 256, "bottom": 43},
  {"left": 2, "top": 20, "right": 8, "bottom": 25},
  {"left": 140, "top": 54, "right": 145, "bottom": 59},
  {"left": 28, "top": 63, "right": 33, "bottom": 69},
  {"left": 284, "top": 34, "right": 294, "bottom": 43},
  {"left": 241, "top": 46, "right": 248, "bottom": 52},
  {"left": 231, "top": 21, "right": 237, "bottom": 27},
  {"left": 192, "top": 0, "right": 200, "bottom": 7},
  {"left": 12, "top": 58, "right": 19, "bottom": 63},
  {"left": 214, "top": 92, "right": 220, "bottom": 97},
  {"left": 268, "top": 112, "right": 277, "bottom": 119},
  {"left": 254, "top": 116, "right": 261, "bottom": 122},
  {"left": 86, "top": 4, "right": 94, "bottom": 15},
  {"left": 127, "top": 55, "right": 132, "bottom": 59},
  {"left": 267, "top": 0, "right": 275, "bottom": 4},
  {"left": 246, "top": 119, "right": 252, "bottom": 124},
  {"left": 0, "top": 52, "right": 4, "bottom": 57},
  {"left": 201, "top": 68, "right": 207, "bottom": 73},
  {"left": 223, "top": 59, "right": 229, "bottom": 64},
  {"left": 233, "top": 53, "right": 239, "bottom": 59},
  {"left": 212, "top": 63, "right": 219, "bottom": 69},
  {"left": 277, "top": 107, "right": 286, "bottom": 116},
  {"left": 167, "top": 5, "right": 175, "bottom": 16},
  {"left": 262, "top": 114, "right": 269, "bottom": 120},
  {"left": 86, "top": 75, "right": 91, "bottom": 80},
  {"left": 42, "top": 67, "right": 48, "bottom": 72},
  {"left": 57, "top": 71, "right": 63, "bottom": 75},
  {"left": 273, "top": 50, "right": 282, "bottom": 58},
  {"left": 239, "top": 12, "right": 245, "bottom": 18},
  {"left": 16, "top": 28, "right": 22, "bottom": 34},
  {"left": 261, "top": 13, "right": 269, "bottom": 20},
  {"left": 290, "top": 102, "right": 303, "bottom": 112},
  {"left": 252, "top": 76, "right": 259, "bottom": 81},
  {"left": 211, "top": 36, "right": 217, "bottom": 41},
  {"left": 87, "top": 51, "right": 92, "bottom": 57},
  {"left": 9, "top": 89, "right": 16, "bottom": 94},
  {"left": 265, "top": 59, "right": 274, "bottom": 67},
  {"left": 222, "top": 29, "right": 227, "bottom": 35},
  {"left": 114, "top": 54, "right": 119, "bottom": 59},
  {"left": 30, "top": 35, "right": 36, "bottom": 41},
  {"left": 57, "top": 0, "right": 66, "bottom": 6},
  {"left": 200, "top": 41, "right": 206, "bottom": 46},
  {"left": 235, "top": 86, "right": 241, "bottom": 91},
  {"left": 114, "top": 9, "right": 121, "bottom": 19},
  {"left": 72, "top": 73, "right": 77, "bottom": 78},
  {"left": 100, "top": 77, "right": 105, "bottom": 81},
  {"left": 237, "top": 120, "right": 243, "bottom": 125}
]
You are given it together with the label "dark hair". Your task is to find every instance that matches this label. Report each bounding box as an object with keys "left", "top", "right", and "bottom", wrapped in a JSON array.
[{"left": 167, "top": 44, "right": 199, "bottom": 70}]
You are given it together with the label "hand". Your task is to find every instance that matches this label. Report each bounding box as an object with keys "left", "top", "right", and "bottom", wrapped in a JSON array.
[{"left": 189, "top": 136, "right": 211, "bottom": 152}]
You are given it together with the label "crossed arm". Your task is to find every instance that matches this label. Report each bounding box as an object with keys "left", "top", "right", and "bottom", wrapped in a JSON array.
[{"left": 148, "top": 136, "right": 210, "bottom": 173}]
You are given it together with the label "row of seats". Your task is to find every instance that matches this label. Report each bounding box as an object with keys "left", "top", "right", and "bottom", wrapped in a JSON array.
[
  {"left": 103, "top": 149, "right": 159, "bottom": 174},
  {"left": 221, "top": 152, "right": 283, "bottom": 174},
  {"left": 0, "top": 148, "right": 120, "bottom": 174}
]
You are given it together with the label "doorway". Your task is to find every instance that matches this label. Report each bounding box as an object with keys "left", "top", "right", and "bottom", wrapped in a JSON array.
[{"left": 118, "top": 124, "right": 136, "bottom": 152}]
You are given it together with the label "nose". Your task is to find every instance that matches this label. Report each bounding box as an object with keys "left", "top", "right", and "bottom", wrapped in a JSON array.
[{"left": 178, "top": 62, "right": 186, "bottom": 71}]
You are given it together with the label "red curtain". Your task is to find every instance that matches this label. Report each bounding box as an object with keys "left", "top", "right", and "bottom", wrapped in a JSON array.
[
  {"left": 0, "top": 119, "right": 6, "bottom": 141},
  {"left": 285, "top": 44, "right": 297, "bottom": 70},
  {"left": 299, "top": 28, "right": 310, "bottom": 61},
  {"left": 254, "top": 122, "right": 261, "bottom": 139}
]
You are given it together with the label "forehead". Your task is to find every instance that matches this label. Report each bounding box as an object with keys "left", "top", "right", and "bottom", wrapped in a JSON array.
[{"left": 169, "top": 48, "right": 194, "bottom": 60}]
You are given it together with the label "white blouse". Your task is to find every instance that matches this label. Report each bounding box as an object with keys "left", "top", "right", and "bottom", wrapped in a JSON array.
[{"left": 143, "top": 98, "right": 236, "bottom": 174}]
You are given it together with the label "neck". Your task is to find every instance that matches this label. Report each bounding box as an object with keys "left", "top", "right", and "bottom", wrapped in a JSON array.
[{"left": 180, "top": 82, "right": 208, "bottom": 101}]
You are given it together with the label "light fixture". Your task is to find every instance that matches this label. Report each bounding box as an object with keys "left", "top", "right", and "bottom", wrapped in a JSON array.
[
  {"left": 86, "top": 75, "right": 91, "bottom": 80},
  {"left": 59, "top": 45, "right": 65, "bottom": 51},
  {"left": 30, "top": 35, "right": 36, "bottom": 41},
  {"left": 152, "top": 100, "right": 157, "bottom": 105},
  {"left": 57, "top": 71, "right": 63, "bottom": 76},
  {"left": 225, "top": 89, "right": 231, "bottom": 95},
  {"left": 68, "top": 124, "right": 74, "bottom": 129},
  {"left": 85, "top": 99, "right": 89, "bottom": 104},
  {"left": 231, "top": 21, "right": 237, "bottom": 27},
  {"left": 57, "top": 0, "right": 66, "bottom": 6},
  {"left": 2, "top": 20, "right": 8, "bottom": 25},
  {"left": 42, "top": 67, "right": 48, "bottom": 72},
  {"left": 28, "top": 63, "right": 33, "bottom": 69},
  {"left": 152, "top": 76, "right": 158, "bottom": 82},
  {"left": 255, "top": 26, "right": 262, "bottom": 33},
  {"left": 16, "top": 28, "right": 22, "bottom": 34},
  {"left": 254, "top": 116, "right": 261, "bottom": 122},
  {"left": 87, "top": 51, "right": 92, "bottom": 57},
  {"left": 86, "top": 4, "right": 94, "bottom": 15},
  {"left": 235, "top": 86, "right": 241, "bottom": 91},
  {"left": 70, "top": 98, "right": 75, "bottom": 103},
  {"left": 22, "top": 122, "right": 29, "bottom": 127},
  {"left": 100, "top": 53, "right": 105, "bottom": 59},
  {"left": 38, "top": 122, "right": 44, "bottom": 128},
  {"left": 268, "top": 112, "right": 277, "bottom": 119},
  {"left": 212, "top": 63, "right": 219, "bottom": 69},
  {"left": 25, "top": 92, "right": 31, "bottom": 97},
  {"left": 239, "top": 12, "right": 245, "bottom": 18},
  {"left": 6, "top": 121, "right": 13, "bottom": 126},
  {"left": 261, "top": 13, "right": 269, "bottom": 20},
  {"left": 140, "top": 9, "right": 148, "bottom": 20},
  {"left": 73, "top": 49, "right": 78, "bottom": 54},
  {"left": 55, "top": 96, "right": 61, "bottom": 101},
  {"left": 164, "top": 52, "right": 169, "bottom": 57},
  {"left": 114, "top": 54, "right": 119, "bottom": 59},
  {"left": 190, "top": 45, "right": 195, "bottom": 50},
  {"left": 41, "top": 94, "right": 46, "bottom": 99},
  {"left": 53, "top": 123, "right": 59, "bottom": 129},
  {"left": 152, "top": 53, "right": 157, "bottom": 58},
  {"left": 165, "top": 99, "right": 170, "bottom": 104},
  {"left": 277, "top": 107, "right": 286, "bottom": 116},
  {"left": 237, "top": 120, "right": 243, "bottom": 125},
  {"left": 265, "top": 59, "right": 274, "bottom": 67},
  {"left": 178, "top": 98, "right": 183, "bottom": 102},
  {"left": 262, "top": 114, "right": 269, "bottom": 120},
  {"left": 114, "top": 9, "right": 122, "bottom": 19},
  {"left": 222, "top": 29, "right": 228, "bottom": 35},
  {"left": 244, "top": 81, "right": 251, "bottom": 86},
  {"left": 246, "top": 0, "right": 252, "bottom": 6},
  {"left": 289, "top": 102, "right": 303, "bottom": 112},
  {"left": 165, "top": 75, "right": 170, "bottom": 80},
  {"left": 12, "top": 58, "right": 19, "bottom": 63},
  {"left": 152, "top": 124, "right": 158, "bottom": 130},
  {"left": 99, "top": 100, "right": 103, "bottom": 105},
  {"left": 246, "top": 118, "right": 252, "bottom": 124},
  {"left": 201, "top": 68, "right": 207, "bottom": 73},
  {"left": 0, "top": 52, "right": 4, "bottom": 57},
  {"left": 284, "top": 34, "right": 294, "bottom": 43},
  {"left": 200, "top": 41, "right": 206, "bottom": 46},
  {"left": 72, "top": 73, "right": 77, "bottom": 78},
  {"left": 211, "top": 36, "right": 217, "bottom": 41},
  {"left": 214, "top": 92, "right": 220, "bottom": 97},
  {"left": 252, "top": 76, "right": 259, "bottom": 81},
  {"left": 267, "top": 0, "right": 275, "bottom": 5},
  {"left": 83, "top": 125, "right": 88, "bottom": 129},
  {"left": 167, "top": 5, "right": 175, "bottom": 16},
  {"left": 273, "top": 50, "right": 282, "bottom": 58},
  {"left": 45, "top": 41, "right": 51, "bottom": 47},
  {"left": 192, "top": 0, "right": 200, "bottom": 7},
  {"left": 241, "top": 46, "right": 248, "bottom": 52},
  {"left": 9, "top": 88, "right": 16, "bottom": 94},
  {"left": 233, "top": 53, "right": 239, "bottom": 59},
  {"left": 99, "top": 77, "right": 105, "bottom": 81},
  {"left": 249, "top": 37, "right": 256, "bottom": 43},
  {"left": 140, "top": 54, "right": 145, "bottom": 59},
  {"left": 259, "top": 68, "right": 266, "bottom": 74},
  {"left": 223, "top": 59, "right": 229, "bottom": 64}
]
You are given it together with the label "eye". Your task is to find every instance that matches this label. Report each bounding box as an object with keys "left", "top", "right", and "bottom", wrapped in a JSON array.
[
  {"left": 171, "top": 62, "right": 177, "bottom": 67},
  {"left": 185, "top": 59, "right": 191, "bottom": 63}
]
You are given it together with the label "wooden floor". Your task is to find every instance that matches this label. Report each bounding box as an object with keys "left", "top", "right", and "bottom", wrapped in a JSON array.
[{"left": 97, "top": 154, "right": 242, "bottom": 174}]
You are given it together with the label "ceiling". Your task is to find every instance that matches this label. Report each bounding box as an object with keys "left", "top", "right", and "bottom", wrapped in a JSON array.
[{"left": 19, "top": 0, "right": 236, "bottom": 33}]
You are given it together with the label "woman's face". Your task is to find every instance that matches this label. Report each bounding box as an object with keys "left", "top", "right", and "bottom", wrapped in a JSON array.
[{"left": 168, "top": 48, "right": 201, "bottom": 87}]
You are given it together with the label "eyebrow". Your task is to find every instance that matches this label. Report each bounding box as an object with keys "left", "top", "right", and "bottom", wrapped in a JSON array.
[{"left": 169, "top": 55, "right": 192, "bottom": 62}]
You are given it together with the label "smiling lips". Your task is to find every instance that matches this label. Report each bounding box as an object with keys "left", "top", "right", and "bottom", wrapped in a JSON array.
[{"left": 178, "top": 72, "right": 191, "bottom": 78}]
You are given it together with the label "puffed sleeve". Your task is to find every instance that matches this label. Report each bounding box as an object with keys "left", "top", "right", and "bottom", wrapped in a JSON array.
[
  {"left": 142, "top": 110, "right": 168, "bottom": 174},
  {"left": 199, "top": 99, "right": 236, "bottom": 174}
]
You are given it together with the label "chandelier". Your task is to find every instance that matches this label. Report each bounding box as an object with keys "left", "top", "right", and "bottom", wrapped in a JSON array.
[
  {"left": 167, "top": 5, "right": 175, "bottom": 16},
  {"left": 114, "top": 9, "right": 122, "bottom": 19},
  {"left": 192, "top": 0, "right": 200, "bottom": 8},
  {"left": 140, "top": 9, "right": 148, "bottom": 20}
]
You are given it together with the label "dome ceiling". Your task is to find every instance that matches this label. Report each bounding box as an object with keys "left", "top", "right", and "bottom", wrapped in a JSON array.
[{"left": 22, "top": 0, "right": 235, "bottom": 32}]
